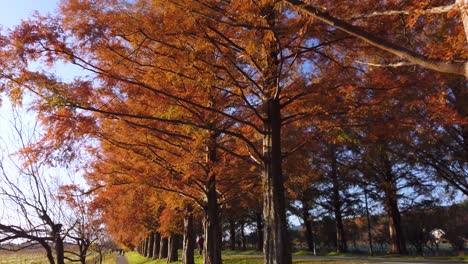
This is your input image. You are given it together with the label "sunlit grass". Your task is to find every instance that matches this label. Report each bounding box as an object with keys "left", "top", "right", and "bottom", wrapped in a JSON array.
[
  {"left": 125, "top": 251, "right": 205, "bottom": 264},
  {"left": 0, "top": 249, "right": 45, "bottom": 264},
  {"left": 125, "top": 249, "right": 468, "bottom": 264},
  {"left": 0, "top": 249, "right": 118, "bottom": 264}
]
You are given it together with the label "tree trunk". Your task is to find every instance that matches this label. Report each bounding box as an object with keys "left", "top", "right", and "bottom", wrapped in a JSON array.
[
  {"left": 40, "top": 240, "right": 55, "bottom": 264},
  {"left": 364, "top": 189, "right": 374, "bottom": 256},
  {"left": 301, "top": 200, "right": 315, "bottom": 253},
  {"left": 383, "top": 181, "right": 407, "bottom": 254},
  {"left": 203, "top": 137, "right": 222, "bottom": 264},
  {"left": 334, "top": 207, "right": 347, "bottom": 253},
  {"left": 240, "top": 221, "right": 246, "bottom": 251},
  {"left": 79, "top": 242, "right": 88, "bottom": 264},
  {"left": 203, "top": 175, "right": 222, "bottom": 264},
  {"left": 452, "top": 84, "right": 468, "bottom": 161},
  {"left": 55, "top": 236, "right": 65, "bottom": 264},
  {"left": 153, "top": 232, "right": 161, "bottom": 259},
  {"left": 183, "top": 207, "right": 195, "bottom": 264},
  {"left": 262, "top": 98, "right": 292, "bottom": 264},
  {"left": 167, "top": 234, "right": 179, "bottom": 263},
  {"left": 148, "top": 232, "right": 155, "bottom": 258},
  {"left": 229, "top": 218, "right": 236, "bottom": 250},
  {"left": 330, "top": 145, "right": 347, "bottom": 253},
  {"left": 159, "top": 237, "right": 168, "bottom": 259},
  {"left": 144, "top": 236, "right": 149, "bottom": 257},
  {"left": 255, "top": 212, "right": 263, "bottom": 251}
]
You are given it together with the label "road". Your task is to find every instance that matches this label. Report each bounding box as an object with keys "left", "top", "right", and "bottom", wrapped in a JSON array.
[{"left": 117, "top": 255, "right": 129, "bottom": 264}]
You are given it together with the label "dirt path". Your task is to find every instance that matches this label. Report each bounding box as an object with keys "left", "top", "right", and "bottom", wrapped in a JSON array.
[{"left": 117, "top": 255, "right": 129, "bottom": 264}]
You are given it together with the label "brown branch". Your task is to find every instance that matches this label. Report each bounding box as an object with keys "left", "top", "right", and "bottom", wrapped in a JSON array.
[{"left": 284, "top": 0, "right": 467, "bottom": 77}]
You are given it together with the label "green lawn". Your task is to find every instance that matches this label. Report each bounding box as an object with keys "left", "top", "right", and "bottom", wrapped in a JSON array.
[
  {"left": 124, "top": 251, "right": 359, "bottom": 264},
  {"left": 125, "top": 250, "right": 468, "bottom": 264},
  {"left": 0, "top": 249, "right": 46, "bottom": 264},
  {"left": 0, "top": 249, "right": 118, "bottom": 264}
]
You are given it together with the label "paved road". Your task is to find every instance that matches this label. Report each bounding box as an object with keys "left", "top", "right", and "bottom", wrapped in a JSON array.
[{"left": 117, "top": 255, "right": 129, "bottom": 264}]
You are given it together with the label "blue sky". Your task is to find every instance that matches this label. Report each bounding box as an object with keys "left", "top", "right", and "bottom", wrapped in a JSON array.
[
  {"left": 0, "top": 0, "right": 59, "bottom": 29},
  {"left": 0, "top": 0, "right": 83, "bottom": 190}
]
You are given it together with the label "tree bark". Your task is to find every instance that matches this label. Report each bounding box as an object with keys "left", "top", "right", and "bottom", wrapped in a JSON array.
[
  {"left": 40, "top": 240, "right": 55, "bottom": 264},
  {"left": 229, "top": 218, "right": 236, "bottom": 250},
  {"left": 55, "top": 237, "right": 65, "bottom": 264},
  {"left": 203, "top": 136, "right": 222, "bottom": 264},
  {"left": 148, "top": 232, "right": 155, "bottom": 258},
  {"left": 183, "top": 207, "right": 195, "bottom": 264},
  {"left": 54, "top": 224, "right": 65, "bottom": 264},
  {"left": 159, "top": 237, "right": 168, "bottom": 259},
  {"left": 301, "top": 200, "right": 315, "bottom": 253},
  {"left": 153, "top": 232, "right": 161, "bottom": 259},
  {"left": 383, "top": 179, "right": 407, "bottom": 254},
  {"left": 333, "top": 185, "right": 348, "bottom": 253},
  {"left": 452, "top": 84, "right": 468, "bottom": 161},
  {"left": 240, "top": 221, "right": 246, "bottom": 251},
  {"left": 167, "top": 234, "right": 179, "bottom": 263},
  {"left": 330, "top": 150, "right": 347, "bottom": 253},
  {"left": 203, "top": 175, "right": 222, "bottom": 264},
  {"left": 144, "top": 236, "right": 149, "bottom": 257},
  {"left": 262, "top": 98, "right": 292, "bottom": 264},
  {"left": 334, "top": 209, "right": 347, "bottom": 253},
  {"left": 364, "top": 189, "right": 374, "bottom": 256},
  {"left": 255, "top": 212, "right": 263, "bottom": 252}
]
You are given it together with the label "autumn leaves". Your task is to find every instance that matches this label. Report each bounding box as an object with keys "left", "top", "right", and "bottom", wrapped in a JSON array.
[{"left": 0, "top": 0, "right": 466, "bottom": 264}]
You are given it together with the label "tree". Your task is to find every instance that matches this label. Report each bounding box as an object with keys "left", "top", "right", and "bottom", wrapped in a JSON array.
[
  {"left": 444, "top": 201, "right": 468, "bottom": 255},
  {"left": 0, "top": 107, "right": 69, "bottom": 264},
  {"left": 1, "top": 1, "right": 465, "bottom": 263},
  {"left": 284, "top": 137, "right": 320, "bottom": 253},
  {"left": 59, "top": 185, "right": 104, "bottom": 264},
  {"left": 285, "top": 0, "right": 467, "bottom": 77}
]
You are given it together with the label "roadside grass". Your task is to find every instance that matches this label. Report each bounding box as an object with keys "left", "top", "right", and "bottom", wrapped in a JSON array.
[
  {"left": 0, "top": 249, "right": 118, "bottom": 264},
  {"left": 126, "top": 250, "right": 468, "bottom": 264},
  {"left": 325, "top": 251, "right": 468, "bottom": 261},
  {"left": 125, "top": 251, "right": 364, "bottom": 264},
  {"left": 125, "top": 251, "right": 204, "bottom": 264},
  {"left": 0, "top": 249, "right": 45, "bottom": 264}
]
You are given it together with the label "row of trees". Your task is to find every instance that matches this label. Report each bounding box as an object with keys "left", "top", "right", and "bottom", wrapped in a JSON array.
[{"left": 0, "top": 0, "right": 466, "bottom": 264}]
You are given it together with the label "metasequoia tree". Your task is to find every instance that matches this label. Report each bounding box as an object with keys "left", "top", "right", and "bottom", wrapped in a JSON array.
[
  {"left": 284, "top": 0, "right": 468, "bottom": 163},
  {"left": 85, "top": 99, "right": 257, "bottom": 264},
  {"left": 285, "top": 0, "right": 467, "bottom": 77},
  {"left": 0, "top": 4, "right": 256, "bottom": 262},
  {"left": 1, "top": 1, "right": 466, "bottom": 263},
  {"left": 90, "top": 183, "right": 160, "bottom": 250},
  {"left": 0, "top": 1, "right": 336, "bottom": 262},
  {"left": 340, "top": 69, "right": 451, "bottom": 255},
  {"left": 285, "top": 152, "right": 320, "bottom": 253},
  {"left": 312, "top": 143, "right": 357, "bottom": 253}
]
